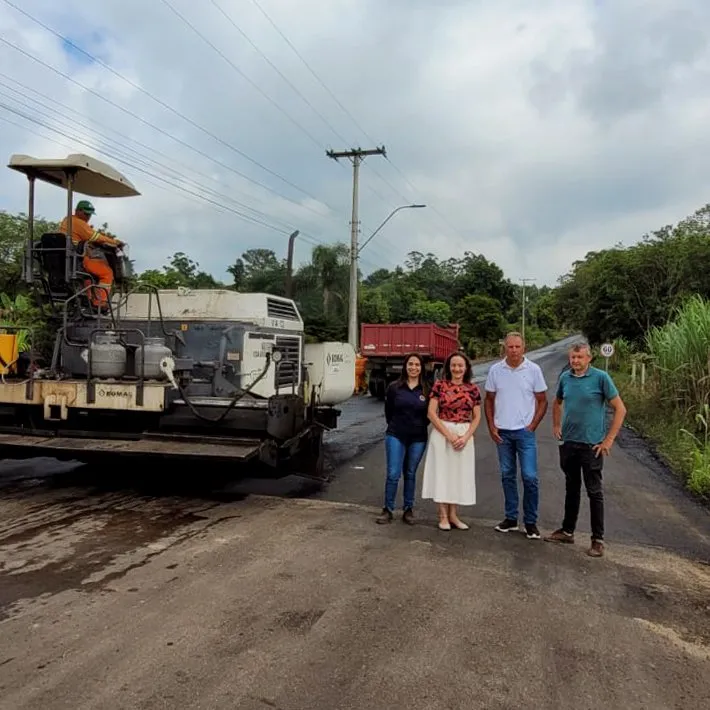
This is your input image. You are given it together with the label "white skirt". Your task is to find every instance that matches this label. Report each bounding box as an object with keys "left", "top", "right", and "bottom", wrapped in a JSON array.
[{"left": 421, "top": 422, "right": 476, "bottom": 506}]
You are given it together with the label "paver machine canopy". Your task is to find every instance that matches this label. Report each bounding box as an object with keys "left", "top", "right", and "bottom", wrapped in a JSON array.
[{"left": 8, "top": 152, "right": 139, "bottom": 314}]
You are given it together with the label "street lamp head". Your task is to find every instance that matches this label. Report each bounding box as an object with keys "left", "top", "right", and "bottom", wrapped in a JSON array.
[{"left": 410, "top": 204, "right": 426, "bottom": 209}]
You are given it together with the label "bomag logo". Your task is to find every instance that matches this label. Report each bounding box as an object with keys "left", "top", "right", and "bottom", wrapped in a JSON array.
[
  {"left": 97, "top": 389, "right": 132, "bottom": 398},
  {"left": 326, "top": 352, "right": 345, "bottom": 365}
]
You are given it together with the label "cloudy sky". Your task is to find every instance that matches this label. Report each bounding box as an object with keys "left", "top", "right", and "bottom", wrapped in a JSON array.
[{"left": 1, "top": 0, "right": 709, "bottom": 287}]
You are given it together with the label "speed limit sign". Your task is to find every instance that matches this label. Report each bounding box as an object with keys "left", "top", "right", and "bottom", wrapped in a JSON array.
[{"left": 601, "top": 342, "right": 614, "bottom": 358}]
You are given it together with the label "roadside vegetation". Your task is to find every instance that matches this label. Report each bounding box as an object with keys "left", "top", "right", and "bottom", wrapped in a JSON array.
[
  {"left": 0, "top": 209, "right": 567, "bottom": 359},
  {"left": 555, "top": 205, "right": 710, "bottom": 498}
]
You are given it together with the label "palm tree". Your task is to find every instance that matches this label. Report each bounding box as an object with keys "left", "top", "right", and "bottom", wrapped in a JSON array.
[{"left": 308, "top": 243, "right": 349, "bottom": 317}]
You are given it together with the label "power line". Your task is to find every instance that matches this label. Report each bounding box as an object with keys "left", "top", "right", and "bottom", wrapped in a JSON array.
[
  {"left": 0, "top": 111, "right": 292, "bottom": 237},
  {"left": 0, "top": 103, "right": 388, "bottom": 272},
  {"left": 249, "top": 0, "right": 380, "bottom": 148},
  {"left": 0, "top": 108, "right": 383, "bottom": 268},
  {"left": 0, "top": 100, "right": 289, "bottom": 234},
  {"left": 246, "top": 0, "right": 471, "bottom": 245},
  {"left": 0, "top": 77, "right": 312, "bottom": 233},
  {"left": 209, "top": 0, "right": 352, "bottom": 147},
  {"left": 0, "top": 3, "right": 402, "bottom": 269},
  {"left": 247, "top": 0, "right": 411, "bottom": 207},
  {"left": 0, "top": 33, "right": 344, "bottom": 226},
  {"left": 158, "top": 0, "right": 323, "bottom": 149},
  {"left": 0, "top": 0, "right": 331, "bottom": 213},
  {"left": 161, "top": 0, "right": 404, "bottom": 266},
  {"left": 203, "top": 0, "right": 405, "bottom": 255}
]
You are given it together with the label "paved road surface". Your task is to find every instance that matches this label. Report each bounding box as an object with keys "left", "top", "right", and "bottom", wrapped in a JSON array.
[
  {"left": 1, "top": 337, "right": 709, "bottom": 709},
  {"left": 321, "top": 340, "right": 709, "bottom": 562}
]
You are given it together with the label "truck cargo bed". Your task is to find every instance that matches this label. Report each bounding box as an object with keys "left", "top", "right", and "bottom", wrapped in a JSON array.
[{"left": 360, "top": 323, "right": 460, "bottom": 360}]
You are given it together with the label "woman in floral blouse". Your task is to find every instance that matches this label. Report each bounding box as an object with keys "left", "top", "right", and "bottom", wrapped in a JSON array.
[{"left": 421, "top": 351, "right": 482, "bottom": 530}]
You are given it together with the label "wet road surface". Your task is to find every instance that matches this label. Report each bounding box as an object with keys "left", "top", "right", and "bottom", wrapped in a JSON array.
[{"left": 1, "top": 336, "right": 709, "bottom": 709}]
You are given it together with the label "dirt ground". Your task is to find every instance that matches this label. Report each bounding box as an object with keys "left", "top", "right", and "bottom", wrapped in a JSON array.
[{"left": 0, "top": 492, "right": 709, "bottom": 710}]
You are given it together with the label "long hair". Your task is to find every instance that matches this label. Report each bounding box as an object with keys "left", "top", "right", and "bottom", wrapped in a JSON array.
[
  {"left": 394, "top": 352, "right": 429, "bottom": 396},
  {"left": 443, "top": 350, "right": 473, "bottom": 384}
]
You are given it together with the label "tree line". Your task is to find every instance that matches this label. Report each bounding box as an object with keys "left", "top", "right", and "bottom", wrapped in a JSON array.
[
  {"left": 554, "top": 204, "right": 710, "bottom": 345},
  {"left": 134, "top": 244, "right": 565, "bottom": 355},
  {"left": 0, "top": 209, "right": 565, "bottom": 355},
  {"left": 4, "top": 200, "right": 710, "bottom": 356}
]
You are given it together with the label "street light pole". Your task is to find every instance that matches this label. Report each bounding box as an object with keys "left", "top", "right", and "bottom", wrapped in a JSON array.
[
  {"left": 285, "top": 229, "right": 300, "bottom": 299},
  {"left": 520, "top": 277, "right": 535, "bottom": 342},
  {"left": 358, "top": 204, "right": 426, "bottom": 254}
]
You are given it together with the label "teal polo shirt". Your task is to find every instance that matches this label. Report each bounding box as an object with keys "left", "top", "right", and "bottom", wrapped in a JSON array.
[{"left": 556, "top": 366, "right": 619, "bottom": 445}]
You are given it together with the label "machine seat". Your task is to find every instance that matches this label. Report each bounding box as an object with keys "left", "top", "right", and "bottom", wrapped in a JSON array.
[
  {"left": 35, "top": 232, "right": 72, "bottom": 292},
  {"left": 34, "top": 232, "right": 97, "bottom": 300}
]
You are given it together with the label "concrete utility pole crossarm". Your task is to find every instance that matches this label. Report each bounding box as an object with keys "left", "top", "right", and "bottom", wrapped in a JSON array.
[{"left": 326, "top": 146, "right": 386, "bottom": 350}]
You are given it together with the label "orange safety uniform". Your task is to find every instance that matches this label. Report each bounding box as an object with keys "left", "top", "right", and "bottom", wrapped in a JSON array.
[{"left": 59, "top": 217, "right": 121, "bottom": 308}]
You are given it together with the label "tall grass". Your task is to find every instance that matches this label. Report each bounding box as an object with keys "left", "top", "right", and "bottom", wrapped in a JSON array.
[
  {"left": 637, "top": 295, "right": 710, "bottom": 496},
  {"left": 645, "top": 294, "right": 710, "bottom": 416},
  {"left": 680, "top": 405, "right": 710, "bottom": 496}
]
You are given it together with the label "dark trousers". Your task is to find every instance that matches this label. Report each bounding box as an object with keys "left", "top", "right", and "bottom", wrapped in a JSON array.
[{"left": 559, "top": 442, "right": 604, "bottom": 541}]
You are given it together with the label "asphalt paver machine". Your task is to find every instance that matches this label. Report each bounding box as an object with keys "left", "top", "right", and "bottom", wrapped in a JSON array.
[{"left": 0, "top": 152, "right": 355, "bottom": 479}]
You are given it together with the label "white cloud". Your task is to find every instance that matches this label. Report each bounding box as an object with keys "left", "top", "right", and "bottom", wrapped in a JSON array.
[{"left": 1, "top": 0, "right": 710, "bottom": 288}]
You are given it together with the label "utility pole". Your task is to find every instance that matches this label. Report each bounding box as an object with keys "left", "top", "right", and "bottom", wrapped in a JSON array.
[
  {"left": 327, "top": 146, "right": 386, "bottom": 350},
  {"left": 285, "top": 230, "right": 299, "bottom": 299},
  {"left": 520, "top": 278, "right": 536, "bottom": 342}
]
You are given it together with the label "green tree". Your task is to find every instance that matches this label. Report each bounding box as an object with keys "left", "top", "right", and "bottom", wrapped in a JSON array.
[
  {"left": 310, "top": 243, "right": 349, "bottom": 317},
  {"left": 455, "top": 294, "right": 506, "bottom": 342},
  {"left": 227, "top": 258, "right": 246, "bottom": 290},
  {"left": 552, "top": 207, "right": 710, "bottom": 345},
  {"left": 0, "top": 211, "right": 59, "bottom": 295},
  {"left": 236, "top": 248, "right": 287, "bottom": 294},
  {"left": 136, "top": 252, "right": 222, "bottom": 289},
  {"left": 410, "top": 299, "right": 452, "bottom": 325},
  {"left": 359, "top": 285, "right": 390, "bottom": 323}
]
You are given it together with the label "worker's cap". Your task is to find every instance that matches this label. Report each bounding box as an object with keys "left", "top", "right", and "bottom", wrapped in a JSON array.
[{"left": 76, "top": 199, "right": 95, "bottom": 215}]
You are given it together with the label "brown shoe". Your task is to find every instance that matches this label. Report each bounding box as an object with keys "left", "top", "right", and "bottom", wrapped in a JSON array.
[
  {"left": 376, "top": 509, "right": 393, "bottom": 525},
  {"left": 544, "top": 528, "right": 575, "bottom": 544},
  {"left": 587, "top": 540, "right": 604, "bottom": 557},
  {"left": 402, "top": 508, "right": 415, "bottom": 525}
]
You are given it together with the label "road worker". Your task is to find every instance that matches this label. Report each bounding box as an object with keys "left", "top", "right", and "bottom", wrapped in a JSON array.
[{"left": 59, "top": 200, "right": 125, "bottom": 309}]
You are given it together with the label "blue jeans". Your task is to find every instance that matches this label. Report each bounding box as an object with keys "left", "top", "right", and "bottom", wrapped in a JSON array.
[
  {"left": 384, "top": 435, "right": 427, "bottom": 511},
  {"left": 496, "top": 428, "right": 539, "bottom": 525}
]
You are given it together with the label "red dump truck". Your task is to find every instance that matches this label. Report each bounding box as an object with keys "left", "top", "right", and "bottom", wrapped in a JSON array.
[{"left": 360, "top": 323, "right": 461, "bottom": 399}]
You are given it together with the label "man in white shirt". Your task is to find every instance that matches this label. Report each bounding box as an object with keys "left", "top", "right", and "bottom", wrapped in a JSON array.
[{"left": 484, "top": 332, "right": 548, "bottom": 539}]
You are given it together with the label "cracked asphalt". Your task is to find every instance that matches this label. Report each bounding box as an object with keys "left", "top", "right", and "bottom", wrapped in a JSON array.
[{"left": 0, "top": 337, "right": 709, "bottom": 709}]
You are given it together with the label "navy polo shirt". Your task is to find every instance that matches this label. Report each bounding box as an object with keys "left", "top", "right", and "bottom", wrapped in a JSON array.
[
  {"left": 556, "top": 366, "right": 619, "bottom": 445},
  {"left": 385, "top": 382, "right": 429, "bottom": 443}
]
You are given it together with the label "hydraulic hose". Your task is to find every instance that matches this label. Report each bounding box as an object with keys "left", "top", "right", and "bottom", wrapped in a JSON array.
[{"left": 176, "top": 353, "right": 272, "bottom": 425}]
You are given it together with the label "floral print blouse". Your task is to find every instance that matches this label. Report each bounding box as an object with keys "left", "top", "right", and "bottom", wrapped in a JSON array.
[{"left": 430, "top": 379, "right": 482, "bottom": 423}]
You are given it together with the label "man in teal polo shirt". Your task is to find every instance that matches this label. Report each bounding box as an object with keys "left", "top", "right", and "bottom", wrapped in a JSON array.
[{"left": 544, "top": 341, "right": 627, "bottom": 557}]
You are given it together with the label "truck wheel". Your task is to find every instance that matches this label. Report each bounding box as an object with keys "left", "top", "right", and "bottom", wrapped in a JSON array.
[
  {"left": 368, "top": 378, "right": 379, "bottom": 398},
  {"left": 376, "top": 379, "right": 386, "bottom": 400}
]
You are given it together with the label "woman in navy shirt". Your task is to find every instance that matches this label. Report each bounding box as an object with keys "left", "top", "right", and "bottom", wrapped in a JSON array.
[{"left": 376, "top": 353, "right": 430, "bottom": 525}]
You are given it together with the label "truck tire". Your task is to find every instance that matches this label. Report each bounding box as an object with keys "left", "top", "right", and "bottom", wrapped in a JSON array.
[{"left": 368, "top": 377, "right": 378, "bottom": 397}]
